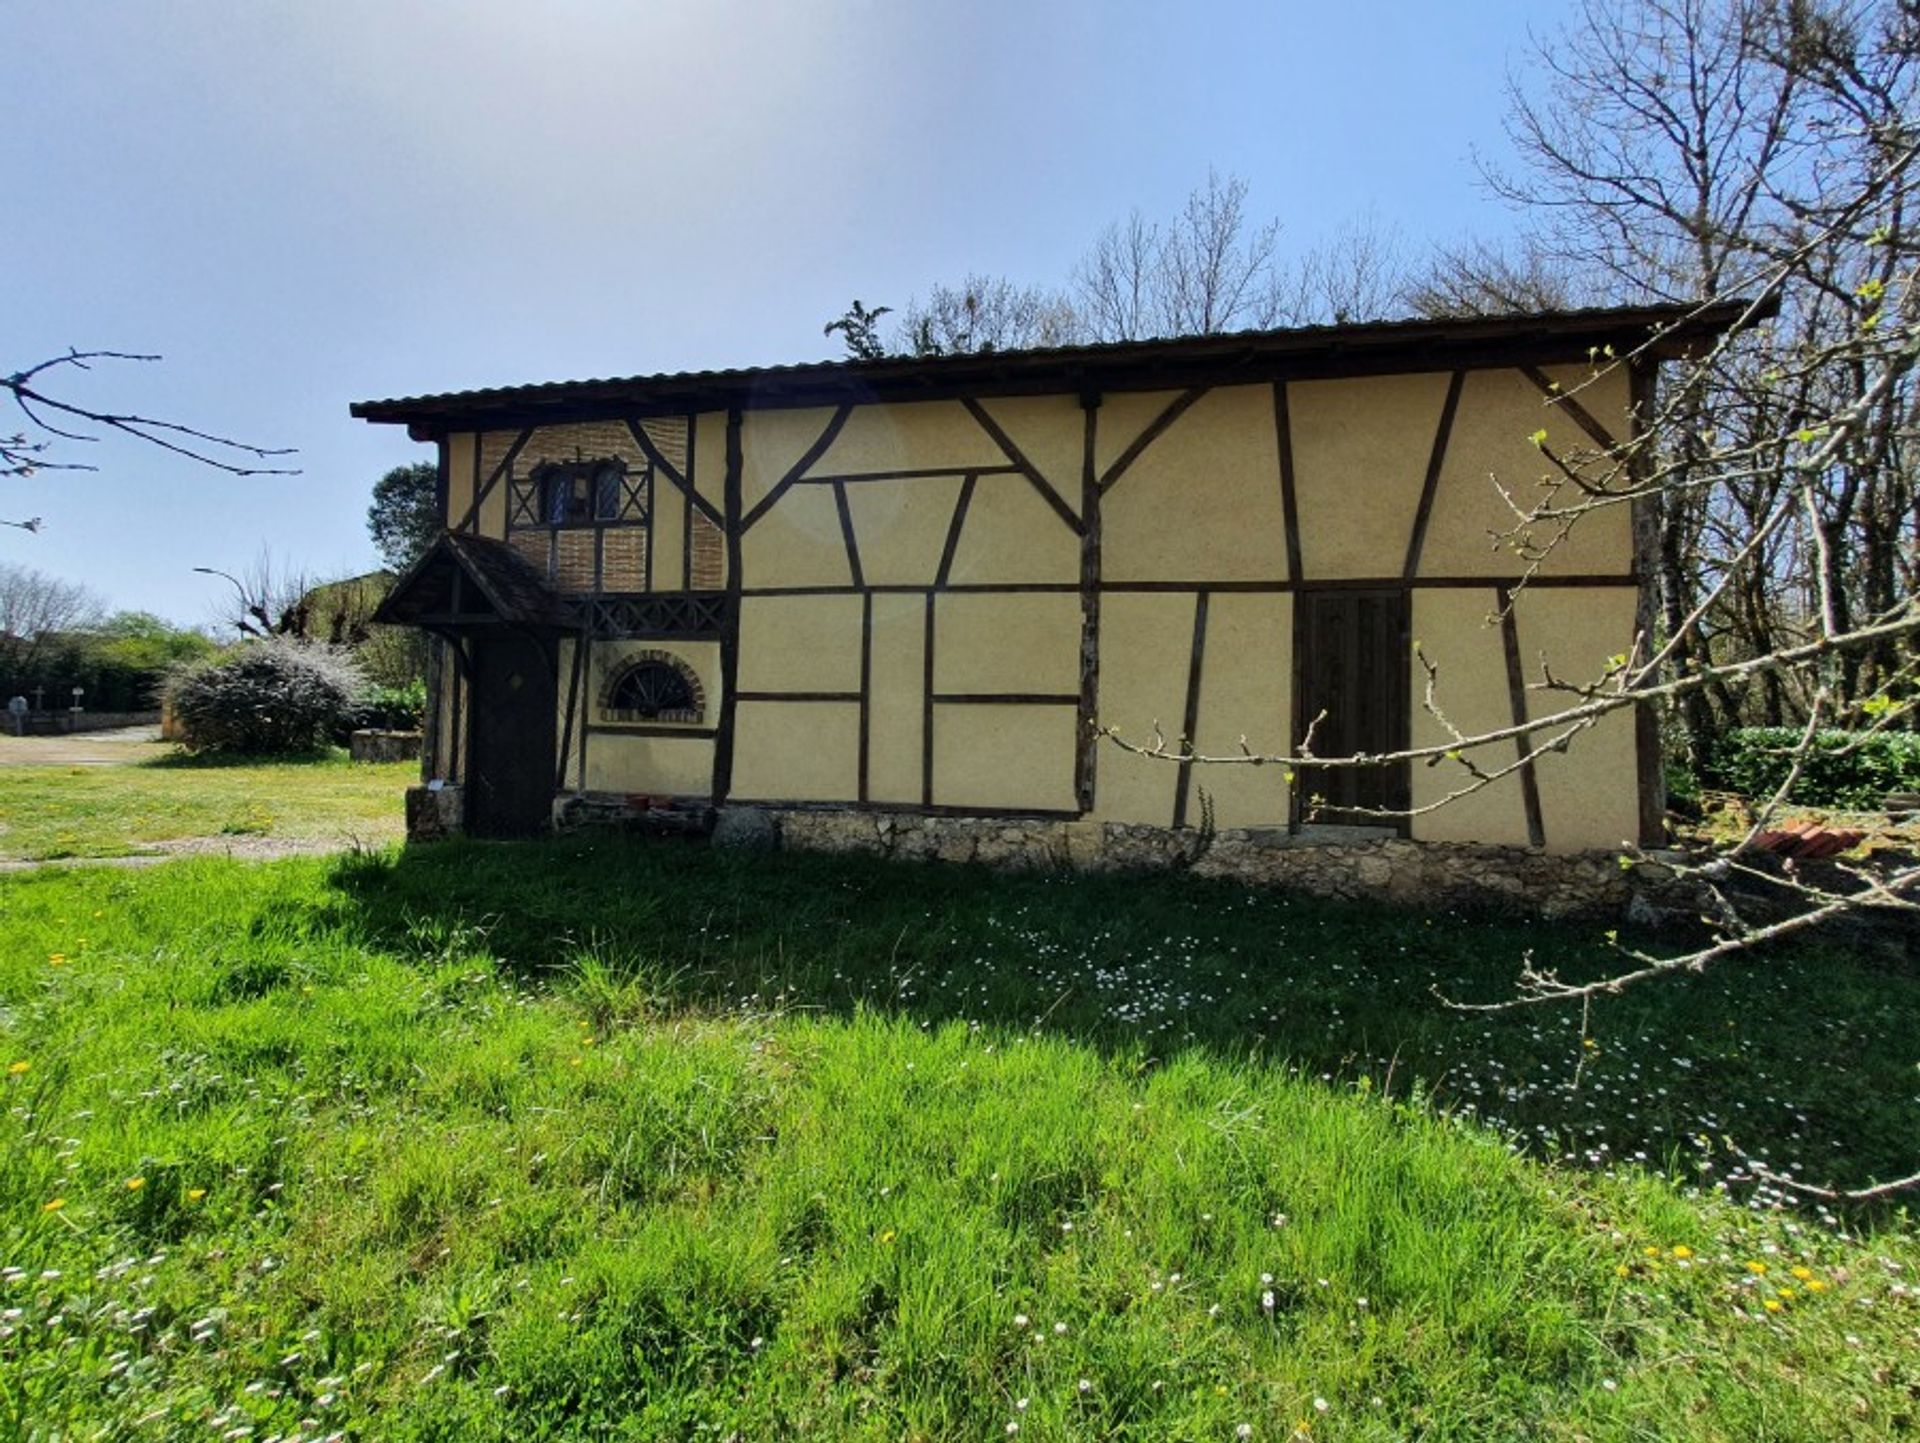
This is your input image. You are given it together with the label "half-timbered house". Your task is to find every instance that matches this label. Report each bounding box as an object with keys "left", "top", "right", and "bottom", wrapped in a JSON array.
[{"left": 358, "top": 302, "right": 1747, "bottom": 857}]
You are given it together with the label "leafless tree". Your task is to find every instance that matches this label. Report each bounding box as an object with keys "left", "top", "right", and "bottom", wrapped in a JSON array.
[
  {"left": 1104, "top": 0, "right": 1920, "bottom": 1196},
  {"left": 5, "top": 348, "right": 298, "bottom": 531},
  {"left": 898, "top": 275, "right": 1080, "bottom": 356},
  {"left": 0, "top": 562, "right": 105, "bottom": 678}
]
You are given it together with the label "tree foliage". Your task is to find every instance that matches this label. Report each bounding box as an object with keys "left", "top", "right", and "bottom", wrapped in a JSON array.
[{"left": 366, "top": 461, "right": 441, "bottom": 572}]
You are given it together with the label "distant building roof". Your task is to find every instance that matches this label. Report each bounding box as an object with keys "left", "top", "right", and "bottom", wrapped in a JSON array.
[{"left": 352, "top": 298, "right": 1766, "bottom": 436}]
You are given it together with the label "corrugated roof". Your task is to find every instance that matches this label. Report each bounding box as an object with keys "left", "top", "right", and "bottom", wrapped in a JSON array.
[{"left": 351, "top": 297, "right": 1768, "bottom": 431}]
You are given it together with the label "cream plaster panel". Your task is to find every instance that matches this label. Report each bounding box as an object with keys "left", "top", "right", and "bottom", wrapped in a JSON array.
[
  {"left": 976, "top": 395, "right": 1085, "bottom": 509},
  {"left": 944, "top": 474, "right": 1081, "bottom": 585},
  {"left": 584, "top": 734, "right": 715, "bottom": 797},
  {"left": 866, "top": 593, "right": 928, "bottom": 804},
  {"left": 1514, "top": 587, "right": 1641, "bottom": 853},
  {"left": 741, "top": 406, "right": 842, "bottom": 510},
  {"left": 844, "top": 475, "right": 966, "bottom": 587},
  {"left": 1407, "top": 590, "right": 1530, "bottom": 846},
  {"left": 691, "top": 411, "right": 728, "bottom": 514},
  {"left": 809, "top": 399, "right": 1009, "bottom": 476},
  {"left": 445, "top": 433, "right": 475, "bottom": 527},
  {"left": 651, "top": 475, "right": 689, "bottom": 591},
  {"left": 475, "top": 431, "right": 510, "bottom": 540},
  {"left": 1189, "top": 594, "right": 1292, "bottom": 828},
  {"left": 738, "top": 595, "right": 863, "bottom": 693},
  {"left": 741, "top": 486, "right": 854, "bottom": 588},
  {"left": 1422, "top": 365, "right": 1633, "bottom": 577},
  {"left": 933, "top": 591, "right": 1081, "bottom": 695},
  {"left": 932, "top": 703, "right": 1078, "bottom": 811},
  {"left": 1103, "top": 385, "right": 1289, "bottom": 582},
  {"left": 1093, "top": 591, "right": 1197, "bottom": 826},
  {"left": 1288, "top": 372, "right": 1452, "bottom": 579},
  {"left": 731, "top": 701, "right": 860, "bottom": 802},
  {"left": 1095, "top": 390, "right": 1189, "bottom": 478}
]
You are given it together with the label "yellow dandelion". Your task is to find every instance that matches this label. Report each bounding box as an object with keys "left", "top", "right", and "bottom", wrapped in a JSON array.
[
  {"left": 583, "top": 1037, "right": 596, "bottom": 1047},
  {"left": 42, "top": 1198, "right": 65, "bottom": 1213},
  {"left": 1671, "top": 1245, "right": 1693, "bottom": 1260},
  {"left": 1746, "top": 1261, "right": 1768, "bottom": 1275},
  {"left": 1642, "top": 1246, "right": 1659, "bottom": 1257},
  {"left": 569, "top": 1057, "right": 582, "bottom": 1067},
  {"left": 1777, "top": 1287, "right": 1796, "bottom": 1300},
  {"left": 7, "top": 1061, "right": 28, "bottom": 1076},
  {"left": 47, "top": 953, "right": 66, "bottom": 965},
  {"left": 1790, "top": 1266, "right": 1813, "bottom": 1280},
  {"left": 124, "top": 1177, "right": 145, "bottom": 1191},
  {"left": 880, "top": 1229, "right": 897, "bottom": 1245},
  {"left": 1806, "top": 1280, "right": 1827, "bottom": 1293},
  {"left": 1582, "top": 1038, "right": 1598, "bottom": 1050},
  {"left": 1763, "top": 1298, "right": 1783, "bottom": 1313},
  {"left": 1615, "top": 1265, "right": 1630, "bottom": 1277},
  {"left": 187, "top": 1188, "right": 207, "bottom": 1202}
]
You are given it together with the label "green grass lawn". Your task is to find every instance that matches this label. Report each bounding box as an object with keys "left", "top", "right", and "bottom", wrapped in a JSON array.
[
  {"left": 1, "top": 843, "right": 1916, "bottom": 1439},
  {"left": 0, "top": 752, "right": 412, "bottom": 860}
]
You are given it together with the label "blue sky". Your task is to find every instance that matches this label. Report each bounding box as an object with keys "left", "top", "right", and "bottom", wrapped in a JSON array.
[{"left": 3, "top": 0, "right": 1550, "bottom": 623}]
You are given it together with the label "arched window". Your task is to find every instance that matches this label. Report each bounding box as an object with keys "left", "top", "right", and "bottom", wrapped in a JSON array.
[{"left": 600, "top": 650, "right": 705, "bottom": 724}]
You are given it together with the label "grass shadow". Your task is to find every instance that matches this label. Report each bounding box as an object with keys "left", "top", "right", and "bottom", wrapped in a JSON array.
[{"left": 323, "top": 833, "right": 1920, "bottom": 1209}]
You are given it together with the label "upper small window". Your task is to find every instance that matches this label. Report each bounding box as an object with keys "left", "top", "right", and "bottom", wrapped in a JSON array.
[{"left": 535, "top": 459, "right": 642, "bottom": 527}]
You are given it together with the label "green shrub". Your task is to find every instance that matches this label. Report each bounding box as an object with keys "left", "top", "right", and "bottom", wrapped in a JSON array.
[
  {"left": 163, "top": 640, "right": 366, "bottom": 755},
  {"left": 1699, "top": 725, "right": 1920, "bottom": 807},
  {"left": 350, "top": 679, "right": 427, "bottom": 733}
]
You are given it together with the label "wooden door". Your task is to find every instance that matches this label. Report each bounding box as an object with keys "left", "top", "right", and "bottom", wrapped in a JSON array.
[
  {"left": 466, "top": 633, "right": 557, "bottom": 837},
  {"left": 1292, "top": 589, "right": 1410, "bottom": 829}
]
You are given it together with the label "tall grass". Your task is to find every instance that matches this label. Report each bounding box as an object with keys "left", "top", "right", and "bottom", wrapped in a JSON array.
[{"left": 0, "top": 847, "right": 1915, "bottom": 1439}]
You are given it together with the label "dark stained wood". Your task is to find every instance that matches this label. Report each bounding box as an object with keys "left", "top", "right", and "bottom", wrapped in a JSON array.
[
  {"left": 1401, "top": 370, "right": 1466, "bottom": 580},
  {"left": 1075, "top": 396, "right": 1101, "bottom": 814},
  {"left": 922, "top": 593, "right": 936, "bottom": 806},
  {"left": 959, "top": 396, "right": 1084, "bottom": 534},
  {"left": 455, "top": 428, "right": 532, "bottom": 535},
  {"left": 555, "top": 626, "right": 586, "bottom": 791},
  {"left": 733, "top": 691, "right": 864, "bottom": 703},
  {"left": 434, "top": 437, "right": 451, "bottom": 526},
  {"left": 682, "top": 412, "right": 697, "bottom": 590},
  {"left": 584, "top": 723, "right": 720, "bottom": 739},
  {"left": 833, "top": 480, "right": 865, "bottom": 588},
  {"left": 1520, "top": 364, "right": 1621, "bottom": 451},
  {"left": 935, "top": 473, "right": 978, "bottom": 589},
  {"left": 739, "top": 404, "right": 854, "bottom": 532},
  {"left": 626, "top": 417, "right": 726, "bottom": 529},
  {"left": 858, "top": 592, "right": 872, "bottom": 803},
  {"left": 1097, "top": 386, "right": 1208, "bottom": 493},
  {"left": 799, "top": 464, "right": 1020, "bottom": 484},
  {"left": 466, "top": 632, "right": 558, "bottom": 837},
  {"left": 1272, "top": 382, "right": 1302, "bottom": 585},
  {"left": 734, "top": 575, "right": 1639, "bottom": 599},
  {"left": 1291, "top": 589, "right": 1411, "bottom": 830},
  {"left": 1173, "top": 589, "right": 1210, "bottom": 829},
  {"left": 1496, "top": 584, "right": 1548, "bottom": 848},
  {"left": 930, "top": 693, "right": 1079, "bottom": 706},
  {"left": 713, "top": 408, "right": 745, "bottom": 803}
]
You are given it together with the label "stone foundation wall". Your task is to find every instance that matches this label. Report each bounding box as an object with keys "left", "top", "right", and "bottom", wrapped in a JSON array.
[
  {"left": 727, "top": 806, "right": 1694, "bottom": 921},
  {"left": 349, "top": 729, "right": 423, "bottom": 763},
  {"left": 405, "top": 784, "right": 465, "bottom": 841}
]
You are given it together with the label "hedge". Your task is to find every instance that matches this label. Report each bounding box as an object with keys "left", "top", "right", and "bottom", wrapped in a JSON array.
[{"left": 1699, "top": 726, "right": 1920, "bottom": 808}]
